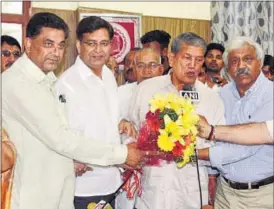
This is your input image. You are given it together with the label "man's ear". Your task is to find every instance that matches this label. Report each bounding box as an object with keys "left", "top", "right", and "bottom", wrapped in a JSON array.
[
  {"left": 76, "top": 40, "right": 81, "bottom": 54},
  {"left": 168, "top": 52, "right": 175, "bottom": 67},
  {"left": 25, "top": 37, "right": 32, "bottom": 54}
]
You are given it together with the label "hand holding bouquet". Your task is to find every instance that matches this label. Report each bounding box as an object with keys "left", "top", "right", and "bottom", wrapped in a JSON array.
[{"left": 137, "top": 93, "right": 199, "bottom": 168}]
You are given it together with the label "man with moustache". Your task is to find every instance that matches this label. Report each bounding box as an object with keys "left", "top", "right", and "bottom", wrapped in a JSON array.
[
  {"left": 2, "top": 13, "right": 144, "bottom": 209},
  {"left": 1, "top": 35, "right": 21, "bottom": 72},
  {"left": 55, "top": 16, "right": 142, "bottom": 209},
  {"left": 128, "top": 32, "right": 225, "bottom": 209},
  {"left": 198, "top": 37, "right": 273, "bottom": 209},
  {"left": 204, "top": 43, "right": 228, "bottom": 91}
]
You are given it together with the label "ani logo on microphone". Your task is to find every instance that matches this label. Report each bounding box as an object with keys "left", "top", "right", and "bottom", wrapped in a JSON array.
[{"left": 179, "top": 90, "right": 200, "bottom": 103}]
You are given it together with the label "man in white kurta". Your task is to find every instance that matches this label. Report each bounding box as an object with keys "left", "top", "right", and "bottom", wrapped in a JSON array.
[
  {"left": 128, "top": 32, "right": 225, "bottom": 209},
  {"left": 2, "top": 53, "right": 129, "bottom": 209},
  {"left": 55, "top": 56, "right": 123, "bottom": 205},
  {"left": 1, "top": 13, "right": 143, "bottom": 209},
  {"left": 128, "top": 75, "right": 225, "bottom": 209}
]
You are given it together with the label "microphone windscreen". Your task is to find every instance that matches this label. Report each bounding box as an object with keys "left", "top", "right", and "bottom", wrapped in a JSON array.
[{"left": 182, "top": 85, "right": 193, "bottom": 91}]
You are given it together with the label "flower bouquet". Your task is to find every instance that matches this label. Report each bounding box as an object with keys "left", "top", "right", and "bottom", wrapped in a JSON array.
[{"left": 137, "top": 93, "right": 199, "bottom": 168}]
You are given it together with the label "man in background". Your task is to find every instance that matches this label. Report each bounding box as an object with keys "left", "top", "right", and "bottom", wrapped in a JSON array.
[
  {"left": 262, "top": 54, "right": 273, "bottom": 81},
  {"left": 1, "top": 35, "right": 21, "bottom": 72},
  {"left": 117, "top": 47, "right": 164, "bottom": 209},
  {"left": 141, "top": 30, "right": 171, "bottom": 75},
  {"left": 204, "top": 43, "right": 228, "bottom": 91},
  {"left": 123, "top": 48, "right": 141, "bottom": 83},
  {"left": 118, "top": 47, "right": 164, "bottom": 120}
]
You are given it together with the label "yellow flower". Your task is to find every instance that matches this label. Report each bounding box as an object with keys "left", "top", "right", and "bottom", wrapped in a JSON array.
[
  {"left": 181, "top": 99, "right": 195, "bottom": 114},
  {"left": 149, "top": 94, "right": 167, "bottom": 112},
  {"left": 157, "top": 132, "right": 175, "bottom": 151},
  {"left": 181, "top": 112, "right": 199, "bottom": 129},
  {"left": 176, "top": 143, "right": 195, "bottom": 168},
  {"left": 162, "top": 115, "right": 181, "bottom": 140}
]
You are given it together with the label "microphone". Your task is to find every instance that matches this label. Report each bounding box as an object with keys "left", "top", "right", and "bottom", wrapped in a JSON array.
[
  {"left": 180, "top": 84, "right": 203, "bottom": 209},
  {"left": 179, "top": 85, "right": 200, "bottom": 103}
]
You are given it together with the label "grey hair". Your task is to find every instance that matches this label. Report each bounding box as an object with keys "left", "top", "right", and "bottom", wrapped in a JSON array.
[
  {"left": 223, "top": 36, "right": 264, "bottom": 67},
  {"left": 171, "top": 32, "right": 207, "bottom": 54},
  {"left": 134, "top": 47, "right": 161, "bottom": 64}
]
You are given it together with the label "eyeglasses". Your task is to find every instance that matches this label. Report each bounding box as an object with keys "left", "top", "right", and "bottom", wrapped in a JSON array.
[
  {"left": 82, "top": 40, "right": 111, "bottom": 49},
  {"left": 136, "top": 62, "right": 160, "bottom": 71},
  {"left": 1, "top": 50, "right": 21, "bottom": 58}
]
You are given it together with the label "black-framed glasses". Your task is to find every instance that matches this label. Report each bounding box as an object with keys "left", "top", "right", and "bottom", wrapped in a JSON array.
[{"left": 1, "top": 50, "right": 21, "bottom": 58}]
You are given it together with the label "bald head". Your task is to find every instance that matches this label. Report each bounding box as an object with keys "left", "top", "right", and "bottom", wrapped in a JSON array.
[{"left": 134, "top": 48, "right": 164, "bottom": 83}]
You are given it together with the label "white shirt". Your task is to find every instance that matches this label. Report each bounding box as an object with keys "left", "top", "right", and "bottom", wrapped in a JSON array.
[
  {"left": 205, "top": 82, "right": 221, "bottom": 92},
  {"left": 2, "top": 54, "right": 127, "bottom": 209},
  {"left": 118, "top": 82, "right": 137, "bottom": 120},
  {"left": 55, "top": 57, "right": 122, "bottom": 196},
  {"left": 128, "top": 74, "right": 225, "bottom": 209},
  {"left": 266, "top": 120, "right": 273, "bottom": 138}
]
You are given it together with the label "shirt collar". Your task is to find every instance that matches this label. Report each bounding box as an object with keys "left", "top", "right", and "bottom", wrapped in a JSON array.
[
  {"left": 20, "top": 53, "right": 57, "bottom": 85},
  {"left": 231, "top": 71, "right": 266, "bottom": 98},
  {"left": 76, "top": 56, "right": 110, "bottom": 81}
]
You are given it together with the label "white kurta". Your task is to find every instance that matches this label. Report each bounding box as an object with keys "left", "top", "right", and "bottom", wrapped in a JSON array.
[
  {"left": 118, "top": 82, "right": 137, "bottom": 120},
  {"left": 128, "top": 74, "right": 225, "bottom": 209},
  {"left": 55, "top": 57, "right": 122, "bottom": 196},
  {"left": 117, "top": 82, "right": 138, "bottom": 209},
  {"left": 1, "top": 54, "right": 127, "bottom": 209}
]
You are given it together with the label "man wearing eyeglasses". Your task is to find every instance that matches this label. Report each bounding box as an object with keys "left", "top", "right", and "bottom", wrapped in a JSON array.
[
  {"left": 117, "top": 47, "right": 164, "bottom": 209},
  {"left": 1, "top": 35, "right": 21, "bottom": 72},
  {"left": 55, "top": 16, "right": 141, "bottom": 209}
]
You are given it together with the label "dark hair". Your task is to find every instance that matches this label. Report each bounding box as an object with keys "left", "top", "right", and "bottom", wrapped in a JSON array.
[
  {"left": 26, "top": 12, "right": 69, "bottom": 39},
  {"left": 77, "top": 16, "right": 114, "bottom": 41},
  {"left": 1, "top": 35, "right": 21, "bottom": 51},
  {"left": 141, "top": 30, "right": 171, "bottom": 49},
  {"left": 205, "top": 43, "right": 225, "bottom": 57},
  {"left": 264, "top": 54, "right": 274, "bottom": 74}
]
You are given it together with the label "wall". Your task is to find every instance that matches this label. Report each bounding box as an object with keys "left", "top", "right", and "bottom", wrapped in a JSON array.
[{"left": 31, "top": 1, "right": 211, "bottom": 20}]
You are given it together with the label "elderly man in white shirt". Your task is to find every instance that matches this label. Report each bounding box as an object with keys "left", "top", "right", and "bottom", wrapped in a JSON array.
[
  {"left": 128, "top": 32, "right": 225, "bottom": 209},
  {"left": 55, "top": 16, "right": 139, "bottom": 209},
  {"left": 2, "top": 13, "right": 144, "bottom": 209},
  {"left": 117, "top": 47, "right": 164, "bottom": 209}
]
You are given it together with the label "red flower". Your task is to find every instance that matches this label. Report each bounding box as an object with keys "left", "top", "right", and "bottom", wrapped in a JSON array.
[
  {"left": 172, "top": 141, "right": 185, "bottom": 157},
  {"left": 145, "top": 109, "right": 163, "bottom": 131}
]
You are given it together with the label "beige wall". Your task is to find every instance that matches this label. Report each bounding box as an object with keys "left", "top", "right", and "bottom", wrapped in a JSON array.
[{"left": 31, "top": 2, "right": 211, "bottom": 20}]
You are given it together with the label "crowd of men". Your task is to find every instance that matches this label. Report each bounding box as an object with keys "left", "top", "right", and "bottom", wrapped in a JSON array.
[{"left": 1, "top": 12, "right": 273, "bottom": 209}]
